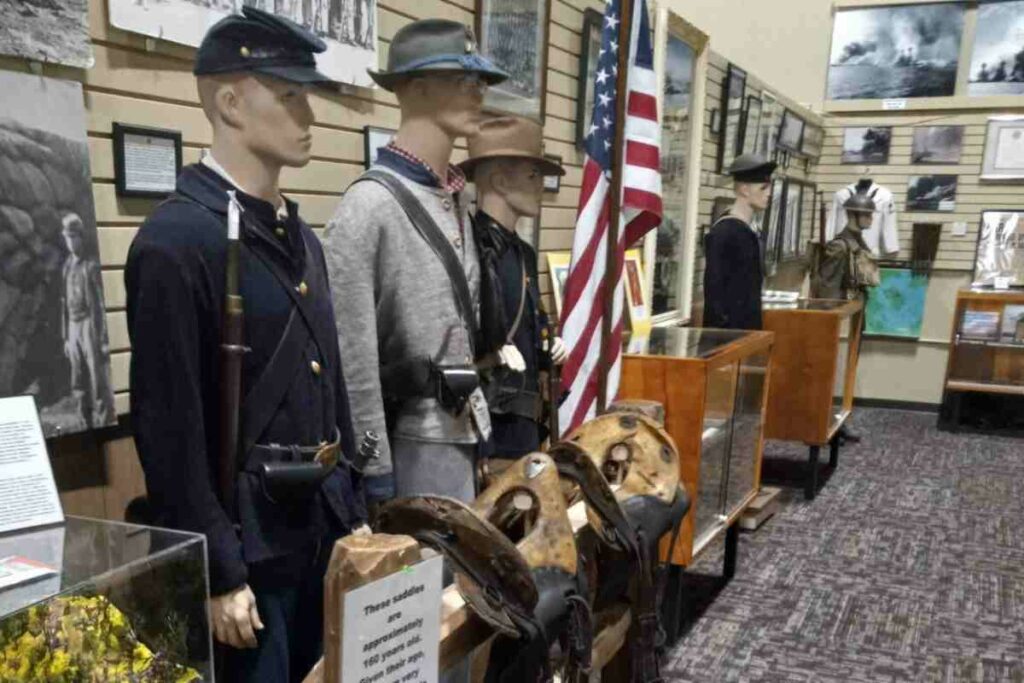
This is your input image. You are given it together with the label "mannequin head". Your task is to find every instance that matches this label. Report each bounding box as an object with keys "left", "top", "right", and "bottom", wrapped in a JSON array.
[
  {"left": 198, "top": 73, "right": 314, "bottom": 169},
  {"left": 393, "top": 72, "right": 486, "bottom": 141},
  {"left": 474, "top": 158, "right": 545, "bottom": 229},
  {"left": 734, "top": 180, "right": 771, "bottom": 212},
  {"left": 846, "top": 211, "right": 873, "bottom": 233},
  {"left": 842, "top": 193, "right": 876, "bottom": 234}
]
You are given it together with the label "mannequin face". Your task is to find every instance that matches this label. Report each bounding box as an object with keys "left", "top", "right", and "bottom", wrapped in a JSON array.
[
  {"left": 495, "top": 159, "right": 545, "bottom": 218},
  {"left": 736, "top": 180, "right": 771, "bottom": 211},
  {"left": 204, "top": 74, "right": 315, "bottom": 167},
  {"left": 398, "top": 73, "right": 486, "bottom": 139},
  {"left": 849, "top": 211, "right": 873, "bottom": 232}
]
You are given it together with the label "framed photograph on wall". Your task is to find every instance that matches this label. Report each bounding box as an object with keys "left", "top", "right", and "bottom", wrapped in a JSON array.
[
  {"left": 907, "top": 175, "right": 958, "bottom": 212},
  {"left": 363, "top": 126, "right": 395, "bottom": 169},
  {"left": 763, "top": 177, "right": 786, "bottom": 266},
  {"left": 973, "top": 210, "right": 1024, "bottom": 288},
  {"left": 741, "top": 95, "right": 762, "bottom": 155},
  {"left": 841, "top": 126, "right": 891, "bottom": 164},
  {"left": 546, "top": 251, "right": 573, "bottom": 318},
  {"left": 624, "top": 249, "right": 651, "bottom": 336},
  {"left": 716, "top": 64, "right": 747, "bottom": 173},
  {"left": 981, "top": 116, "right": 1024, "bottom": 181},
  {"left": 576, "top": 8, "right": 603, "bottom": 147},
  {"left": 801, "top": 124, "right": 824, "bottom": 160},
  {"left": 911, "top": 125, "right": 964, "bottom": 164},
  {"left": 777, "top": 110, "right": 805, "bottom": 154},
  {"left": 826, "top": 3, "right": 964, "bottom": 100},
  {"left": 758, "top": 91, "right": 779, "bottom": 159},
  {"left": 781, "top": 180, "right": 804, "bottom": 260},
  {"left": 969, "top": 0, "right": 1024, "bottom": 96},
  {"left": 477, "top": 0, "right": 551, "bottom": 121}
]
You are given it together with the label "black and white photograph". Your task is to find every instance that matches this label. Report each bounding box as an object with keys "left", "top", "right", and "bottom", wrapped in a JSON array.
[
  {"left": 108, "top": 0, "right": 377, "bottom": 86},
  {"left": 911, "top": 125, "right": 964, "bottom": 164},
  {"left": 0, "top": 0, "right": 92, "bottom": 68},
  {"left": 741, "top": 96, "right": 762, "bottom": 156},
  {"left": 974, "top": 210, "right": 1024, "bottom": 287},
  {"left": 758, "top": 91, "right": 778, "bottom": 159},
  {"left": 841, "top": 126, "right": 892, "bottom": 164},
  {"left": 827, "top": 4, "right": 964, "bottom": 100},
  {"left": 969, "top": 0, "right": 1024, "bottom": 96},
  {"left": 576, "top": 8, "right": 603, "bottom": 147},
  {"left": 907, "top": 174, "right": 958, "bottom": 212},
  {"left": 782, "top": 180, "right": 803, "bottom": 259},
  {"left": 478, "top": 0, "right": 549, "bottom": 120},
  {"left": 777, "top": 110, "right": 804, "bottom": 153},
  {"left": 659, "top": 32, "right": 696, "bottom": 183},
  {"left": 717, "top": 64, "right": 747, "bottom": 172},
  {"left": 0, "top": 72, "right": 116, "bottom": 437}
]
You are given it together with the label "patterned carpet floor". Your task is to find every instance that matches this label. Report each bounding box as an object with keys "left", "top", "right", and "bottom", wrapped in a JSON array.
[{"left": 663, "top": 407, "right": 1024, "bottom": 683}]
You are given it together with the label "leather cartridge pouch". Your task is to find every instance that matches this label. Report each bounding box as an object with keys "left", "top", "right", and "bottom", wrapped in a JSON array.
[
  {"left": 254, "top": 437, "right": 340, "bottom": 503},
  {"left": 434, "top": 364, "right": 480, "bottom": 414}
]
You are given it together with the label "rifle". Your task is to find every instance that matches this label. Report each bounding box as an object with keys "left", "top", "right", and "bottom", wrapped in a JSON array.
[{"left": 219, "top": 191, "right": 246, "bottom": 516}]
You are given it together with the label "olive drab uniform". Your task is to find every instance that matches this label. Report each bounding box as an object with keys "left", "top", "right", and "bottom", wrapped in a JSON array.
[{"left": 816, "top": 228, "right": 881, "bottom": 301}]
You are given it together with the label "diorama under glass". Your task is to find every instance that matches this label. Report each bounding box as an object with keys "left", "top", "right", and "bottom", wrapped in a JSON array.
[
  {"left": 0, "top": 516, "right": 211, "bottom": 682},
  {"left": 621, "top": 327, "right": 773, "bottom": 564}
]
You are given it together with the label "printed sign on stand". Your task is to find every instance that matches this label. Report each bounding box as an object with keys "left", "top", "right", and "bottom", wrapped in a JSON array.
[
  {"left": 339, "top": 554, "right": 444, "bottom": 683},
  {"left": 0, "top": 396, "right": 64, "bottom": 534}
]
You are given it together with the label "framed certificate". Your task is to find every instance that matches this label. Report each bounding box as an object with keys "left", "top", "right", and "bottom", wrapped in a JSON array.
[
  {"left": 112, "top": 123, "right": 182, "bottom": 198},
  {"left": 981, "top": 116, "right": 1024, "bottom": 181}
]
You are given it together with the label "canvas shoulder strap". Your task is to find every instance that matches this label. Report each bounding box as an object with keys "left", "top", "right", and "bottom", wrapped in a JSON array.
[{"left": 356, "top": 170, "right": 478, "bottom": 351}]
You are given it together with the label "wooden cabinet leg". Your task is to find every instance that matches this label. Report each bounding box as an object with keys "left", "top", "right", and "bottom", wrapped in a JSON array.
[
  {"left": 723, "top": 522, "right": 739, "bottom": 581},
  {"left": 829, "top": 436, "right": 840, "bottom": 469},
  {"left": 805, "top": 446, "right": 820, "bottom": 501}
]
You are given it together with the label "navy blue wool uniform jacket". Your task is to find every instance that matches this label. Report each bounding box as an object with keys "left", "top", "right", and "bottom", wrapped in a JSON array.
[
  {"left": 702, "top": 217, "right": 764, "bottom": 331},
  {"left": 126, "top": 164, "right": 365, "bottom": 595}
]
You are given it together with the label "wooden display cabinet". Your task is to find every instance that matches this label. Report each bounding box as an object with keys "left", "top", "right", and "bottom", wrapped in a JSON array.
[
  {"left": 940, "top": 288, "right": 1024, "bottom": 432},
  {"left": 761, "top": 299, "right": 864, "bottom": 500},
  {"left": 619, "top": 327, "right": 774, "bottom": 567}
]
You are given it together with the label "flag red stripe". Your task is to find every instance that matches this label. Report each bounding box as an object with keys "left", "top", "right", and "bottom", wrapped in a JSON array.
[
  {"left": 560, "top": 200, "right": 609, "bottom": 323},
  {"left": 625, "top": 140, "right": 659, "bottom": 170},
  {"left": 627, "top": 91, "right": 658, "bottom": 121}
]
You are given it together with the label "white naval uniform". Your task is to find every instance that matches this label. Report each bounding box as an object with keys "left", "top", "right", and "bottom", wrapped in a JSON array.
[{"left": 826, "top": 181, "right": 900, "bottom": 257}]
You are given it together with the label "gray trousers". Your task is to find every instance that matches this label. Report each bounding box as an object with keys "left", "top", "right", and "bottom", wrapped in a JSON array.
[
  {"left": 391, "top": 437, "right": 477, "bottom": 503},
  {"left": 391, "top": 437, "right": 477, "bottom": 682}
]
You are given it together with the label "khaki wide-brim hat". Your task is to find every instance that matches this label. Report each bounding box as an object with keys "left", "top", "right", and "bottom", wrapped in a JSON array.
[{"left": 459, "top": 116, "right": 566, "bottom": 177}]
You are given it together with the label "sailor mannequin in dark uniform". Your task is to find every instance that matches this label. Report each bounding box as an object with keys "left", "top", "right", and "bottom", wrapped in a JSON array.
[
  {"left": 703, "top": 153, "right": 777, "bottom": 330},
  {"left": 125, "top": 8, "right": 365, "bottom": 681},
  {"left": 460, "top": 117, "right": 569, "bottom": 458}
]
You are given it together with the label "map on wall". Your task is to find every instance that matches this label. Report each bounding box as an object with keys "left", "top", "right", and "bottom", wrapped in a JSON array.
[
  {"left": 0, "top": 72, "right": 117, "bottom": 437},
  {"left": 0, "top": 0, "right": 93, "bottom": 68},
  {"left": 107, "top": 0, "right": 377, "bottom": 87},
  {"left": 865, "top": 267, "right": 929, "bottom": 340}
]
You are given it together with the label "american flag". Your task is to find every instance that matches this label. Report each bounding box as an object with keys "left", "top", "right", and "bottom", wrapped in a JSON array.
[{"left": 557, "top": 0, "right": 662, "bottom": 436}]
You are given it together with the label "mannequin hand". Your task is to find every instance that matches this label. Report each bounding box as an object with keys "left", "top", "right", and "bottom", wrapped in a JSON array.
[
  {"left": 210, "top": 584, "right": 264, "bottom": 649},
  {"left": 550, "top": 337, "right": 569, "bottom": 365},
  {"left": 498, "top": 345, "right": 526, "bottom": 372}
]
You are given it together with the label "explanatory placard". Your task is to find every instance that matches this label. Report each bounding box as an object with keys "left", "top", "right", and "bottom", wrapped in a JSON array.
[
  {"left": 340, "top": 554, "right": 443, "bottom": 683},
  {"left": 0, "top": 396, "right": 64, "bottom": 534}
]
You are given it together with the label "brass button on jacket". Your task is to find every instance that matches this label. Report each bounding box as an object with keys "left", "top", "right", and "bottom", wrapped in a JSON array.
[
  {"left": 310, "top": 360, "right": 322, "bottom": 375},
  {"left": 297, "top": 281, "right": 309, "bottom": 297}
]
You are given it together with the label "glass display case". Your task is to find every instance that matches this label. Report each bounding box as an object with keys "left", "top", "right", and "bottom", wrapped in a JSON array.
[
  {"left": 761, "top": 298, "right": 864, "bottom": 500},
  {"left": 620, "top": 327, "right": 774, "bottom": 565},
  {"left": 940, "top": 288, "right": 1024, "bottom": 432},
  {"left": 0, "top": 516, "right": 211, "bottom": 682}
]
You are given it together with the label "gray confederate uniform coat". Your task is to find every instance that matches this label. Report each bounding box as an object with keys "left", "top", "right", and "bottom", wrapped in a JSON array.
[{"left": 323, "top": 147, "right": 488, "bottom": 502}]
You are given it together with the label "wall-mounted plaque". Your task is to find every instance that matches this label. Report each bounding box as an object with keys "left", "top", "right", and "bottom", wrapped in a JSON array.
[{"left": 113, "top": 124, "right": 182, "bottom": 198}]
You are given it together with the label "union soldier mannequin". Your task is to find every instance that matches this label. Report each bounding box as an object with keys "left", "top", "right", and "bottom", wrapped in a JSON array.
[
  {"left": 703, "top": 153, "right": 777, "bottom": 330},
  {"left": 814, "top": 192, "right": 879, "bottom": 444},
  {"left": 125, "top": 8, "right": 365, "bottom": 681},
  {"left": 61, "top": 212, "right": 115, "bottom": 429},
  {"left": 459, "top": 116, "right": 569, "bottom": 459},
  {"left": 324, "top": 20, "right": 508, "bottom": 505}
]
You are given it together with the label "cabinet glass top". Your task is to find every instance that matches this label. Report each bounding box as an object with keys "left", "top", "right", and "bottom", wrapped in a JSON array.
[
  {"left": 625, "top": 327, "right": 754, "bottom": 358},
  {"left": 0, "top": 516, "right": 205, "bottom": 618}
]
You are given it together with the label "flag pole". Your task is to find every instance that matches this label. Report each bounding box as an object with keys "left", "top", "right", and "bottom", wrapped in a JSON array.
[{"left": 596, "top": 0, "right": 636, "bottom": 413}]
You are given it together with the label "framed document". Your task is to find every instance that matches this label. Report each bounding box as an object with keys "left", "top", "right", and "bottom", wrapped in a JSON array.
[
  {"left": 112, "top": 123, "right": 182, "bottom": 198},
  {"left": 973, "top": 210, "right": 1024, "bottom": 288},
  {"left": 982, "top": 116, "right": 1024, "bottom": 181},
  {"left": 477, "top": 0, "right": 551, "bottom": 121}
]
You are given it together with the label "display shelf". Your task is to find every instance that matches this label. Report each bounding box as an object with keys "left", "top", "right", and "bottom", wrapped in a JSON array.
[
  {"left": 0, "top": 516, "right": 211, "bottom": 681},
  {"left": 620, "top": 327, "right": 774, "bottom": 567},
  {"left": 761, "top": 298, "right": 864, "bottom": 500},
  {"left": 941, "top": 288, "right": 1024, "bottom": 433}
]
